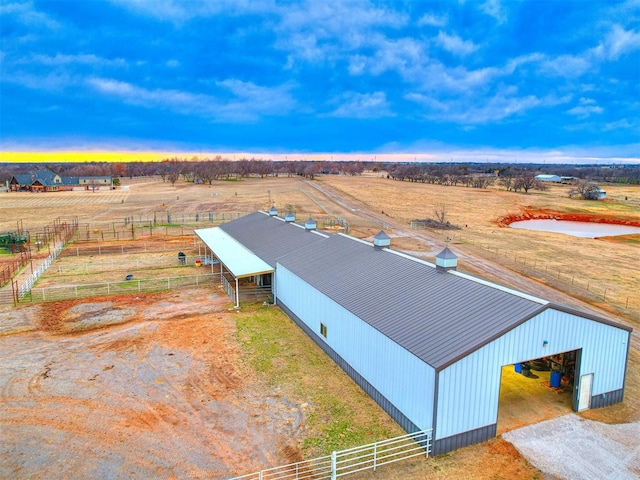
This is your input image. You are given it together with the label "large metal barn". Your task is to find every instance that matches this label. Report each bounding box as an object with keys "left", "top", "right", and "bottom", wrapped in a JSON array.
[{"left": 196, "top": 211, "right": 632, "bottom": 455}]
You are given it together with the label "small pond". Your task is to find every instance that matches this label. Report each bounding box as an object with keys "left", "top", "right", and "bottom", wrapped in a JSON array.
[{"left": 509, "top": 219, "right": 640, "bottom": 238}]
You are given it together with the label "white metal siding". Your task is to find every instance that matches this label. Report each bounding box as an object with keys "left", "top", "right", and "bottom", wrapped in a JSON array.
[
  {"left": 276, "top": 265, "right": 436, "bottom": 430},
  {"left": 436, "top": 308, "right": 629, "bottom": 439}
]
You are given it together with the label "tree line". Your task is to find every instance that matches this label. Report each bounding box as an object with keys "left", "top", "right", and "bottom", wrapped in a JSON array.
[{"left": 1, "top": 159, "right": 638, "bottom": 190}]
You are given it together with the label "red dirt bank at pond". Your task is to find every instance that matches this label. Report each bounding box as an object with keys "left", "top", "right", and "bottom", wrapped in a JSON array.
[{"left": 496, "top": 207, "right": 640, "bottom": 228}]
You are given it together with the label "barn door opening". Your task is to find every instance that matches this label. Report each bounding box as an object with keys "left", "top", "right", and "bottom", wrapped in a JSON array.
[{"left": 497, "top": 349, "right": 579, "bottom": 434}]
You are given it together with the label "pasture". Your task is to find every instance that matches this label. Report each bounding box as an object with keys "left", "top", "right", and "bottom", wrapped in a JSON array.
[{"left": 1, "top": 172, "right": 638, "bottom": 479}]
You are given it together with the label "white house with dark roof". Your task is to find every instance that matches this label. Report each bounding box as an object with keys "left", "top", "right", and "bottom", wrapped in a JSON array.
[{"left": 196, "top": 211, "right": 632, "bottom": 455}]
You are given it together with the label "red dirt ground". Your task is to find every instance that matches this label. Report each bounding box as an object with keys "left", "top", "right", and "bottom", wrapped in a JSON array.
[{"left": 0, "top": 287, "right": 305, "bottom": 479}]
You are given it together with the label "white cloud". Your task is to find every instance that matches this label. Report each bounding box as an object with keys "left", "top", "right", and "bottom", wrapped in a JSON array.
[
  {"left": 435, "top": 32, "right": 479, "bottom": 56},
  {"left": 0, "top": 1, "right": 61, "bottom": 30},
  {"left": 4, "top": 71, "right": 75, "bottom": 91},
  {"left": 417, "top": 13, "right": 447, "bottom": 27},
  {"left": 329, "top": 91, "right": 392, "bottom": 118},
  {"left": 25, "top": 53, "right": 126, "bottom": 67},
  {"left": 406, "top": 87, "right": 571, "bottom": 124},
  {"left": 567, "top": 97, "right": 603, "bottom": 118},
  {"left": 108, "top": 0, "right": 278, "bottom": 23},
  {"left": 87, "top": 76, "right": 296, "bottom": 122},
  {"left": 480, "top": 0, "right": 507, "bottom": 24},
  {"left": 276, "top": 1, "right": 408, "bottom": 68},
  {"left": 598, "top": 25, "right": 640, "bottom": 60},
  {"left": 215, "top": 78, "right": 296, "bottom": 115},
  {"left": 346, "top": 35, "right": 427, "bottom": 79},
  {"left": 539, "top": 54, "right": 591, "bottom": 78},
  {"left": 166, "top": 59, "right": 180, "bottom": 68}
]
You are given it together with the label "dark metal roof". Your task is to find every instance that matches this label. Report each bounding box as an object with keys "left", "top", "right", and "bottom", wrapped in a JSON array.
[
  {"left": 215, "top": 212, "right": 631, "bottom": 371},
  {"left": 219, "top": 212, "right": 328, "bottom": 268},
  {"left": 436, "top": 246, "right": 457, "bottom": 260},
  {"left": 12, "top": 170, "right": 81, "bottom": 187},
  {"left": 276, "top": 234, "right": 547, "bottom": 370}
]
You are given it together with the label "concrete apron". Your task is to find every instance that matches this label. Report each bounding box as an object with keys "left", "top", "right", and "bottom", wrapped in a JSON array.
[{"left": 503, "top": 413, "right": 640, "bottom": 480}]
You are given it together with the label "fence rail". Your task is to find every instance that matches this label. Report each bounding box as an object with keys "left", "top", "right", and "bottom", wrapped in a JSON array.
[
  {"left": 230, "top": 429, "right": 432, "bottom": 480},
  {"left": 59, "top": 241, "right": 195, "bottom": 258},
  {"left": 24, "top": 273, "right": 217, "bottom": 302},
  {"left": 19, "top": 243, "right": 64, "bottom": 298},
  {"left": 412, "top": 227, "right": 640, "bottom": 316},
  {"left": 0, "top": 250, "right": 31, "bottom": 287},
  {"left": 50, "top": 255, "right": 205, "bottom": 274}
]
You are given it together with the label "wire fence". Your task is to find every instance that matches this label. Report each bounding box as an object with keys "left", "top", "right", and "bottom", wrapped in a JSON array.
[
  {"left": 24, "top": 273, "right": 217, "bottom": 303},
  {"left": 59, "top": 240, "right": 196, "bottom": 257},
  {"left": 49, "top": 255, "right": 204, "bottom": 275},
  {"left": 432, "top": 231, "right": 640, "bottom": 316}
]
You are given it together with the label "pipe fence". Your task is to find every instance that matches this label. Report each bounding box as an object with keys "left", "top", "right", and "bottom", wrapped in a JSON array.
[{"left": 230, "top": 429, "right": 432, "bottom": 480}]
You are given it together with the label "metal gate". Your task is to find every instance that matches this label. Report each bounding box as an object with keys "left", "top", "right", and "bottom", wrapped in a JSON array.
[{"left": 230, "top": 429, "right": 432, "bottom": 480}]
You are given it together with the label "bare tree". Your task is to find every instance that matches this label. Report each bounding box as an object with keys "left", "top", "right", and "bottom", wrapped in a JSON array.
[
  {"left": 514, "top": 172, "right": 539, "bottom": 193},
  {"left": 569, "top": 180, "right": 601, "bottom": 200},
  {"left": 434, "top": 203, "right": 448, "bottom": 226}
]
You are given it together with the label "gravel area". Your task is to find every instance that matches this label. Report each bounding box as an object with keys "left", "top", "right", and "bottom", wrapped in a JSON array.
[{"left": 503, "top": 413, "right": 640, "bottom": 479}]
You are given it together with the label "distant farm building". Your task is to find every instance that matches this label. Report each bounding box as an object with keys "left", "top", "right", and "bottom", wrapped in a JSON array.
[
  {"left": 196, "top": 212, "right": 631, "bottom": 455},
  {"left": 9, "top": 169, "right": 113, "bottom": 192},
  {"left": 534, "top": 174, "right": 578, "bottom": 184},
  {"left": 535, "top": 174, "right": 562, "bottom": 182}
]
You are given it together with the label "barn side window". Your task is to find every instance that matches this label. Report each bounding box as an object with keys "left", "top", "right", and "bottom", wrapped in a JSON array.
[{"left": 320, "top": 323, "right": 327, "bottom": 338}]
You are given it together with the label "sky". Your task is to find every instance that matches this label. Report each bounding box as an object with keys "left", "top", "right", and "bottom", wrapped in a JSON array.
[{"left": 1, "top": 0, "right": 639, "bottom": 164}]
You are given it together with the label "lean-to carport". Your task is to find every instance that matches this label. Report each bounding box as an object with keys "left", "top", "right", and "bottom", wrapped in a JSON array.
[{"left": 195, "top": 227, "right": 274, "bottom": 307}]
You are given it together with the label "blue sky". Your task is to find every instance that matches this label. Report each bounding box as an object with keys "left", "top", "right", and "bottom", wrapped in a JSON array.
[{"left": 1, "top": 0, "right": 639, "bottom": 163}]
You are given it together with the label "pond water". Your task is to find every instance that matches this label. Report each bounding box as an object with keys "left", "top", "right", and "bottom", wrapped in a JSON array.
[{"left": 509, "top": 219, "right": 640, "bottom": 238}]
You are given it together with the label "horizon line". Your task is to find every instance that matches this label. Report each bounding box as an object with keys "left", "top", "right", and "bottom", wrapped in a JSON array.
[{"left": 1, "top": 151, "right": 639, "bottom": 165}]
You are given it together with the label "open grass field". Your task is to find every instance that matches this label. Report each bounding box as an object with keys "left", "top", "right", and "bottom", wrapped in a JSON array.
[
  {"left": 318, "top": 174, "right": 640, "bottom": 321},
  {"left": 1, "top": 172, "right": 639, "bottom": 478}
]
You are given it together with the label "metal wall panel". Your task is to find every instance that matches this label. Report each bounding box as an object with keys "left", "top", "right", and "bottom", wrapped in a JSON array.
[
  {"left": 589, "top": 388, "right": 624, "bottom": 409},
  {"left": 432, "top": 424, "right": 497, "bottom": 456},
  {"left": 276, "top": 265, "right": 436, "bottom": 431},
  {"left": 278, "top": 302, "right": 422, "bottom": 434},
  {"left": 436, "top": 308, "right": 630, "bottom": 439}
]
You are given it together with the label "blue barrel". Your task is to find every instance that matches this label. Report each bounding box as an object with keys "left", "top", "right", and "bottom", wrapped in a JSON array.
[
  {"left": 550, "top": 370, "right": 562, "bottom": 388},
  {"left": 514, "top": 363, "right": 522, "bottom": 373}
]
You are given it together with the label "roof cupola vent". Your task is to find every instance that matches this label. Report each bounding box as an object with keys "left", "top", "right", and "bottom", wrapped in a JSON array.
[
  {"left": 305, "top": 217, "right": 317, "bottom": 231},
  {"left": 435, "top": 245, "right": 457, "bottom": 272},
  {"left": 373, "top": 231, "right": 391, "bottom": 249}
]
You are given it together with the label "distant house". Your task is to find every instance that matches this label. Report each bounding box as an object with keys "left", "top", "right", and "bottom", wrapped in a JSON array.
[
  {"left": 534, "top": 174, "right": 561, "bottom": 182},
  {"left": 78, "top": 176, "right": 112, "bottom": 188},
  {"left": 9, "top": 169, "right": 112, "bottom": 192},
  {"left": 597, "top": 189, "right": 607, "bottom": 200}
]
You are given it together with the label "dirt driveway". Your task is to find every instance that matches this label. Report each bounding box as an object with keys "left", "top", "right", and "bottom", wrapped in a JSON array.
[{"left": 0, "top": 287, "right": 302, "bottom": 479}]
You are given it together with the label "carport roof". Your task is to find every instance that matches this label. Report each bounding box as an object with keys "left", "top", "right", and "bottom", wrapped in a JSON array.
[{"left": 195, "top": 226, "right": 273, "bottom": 278}]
